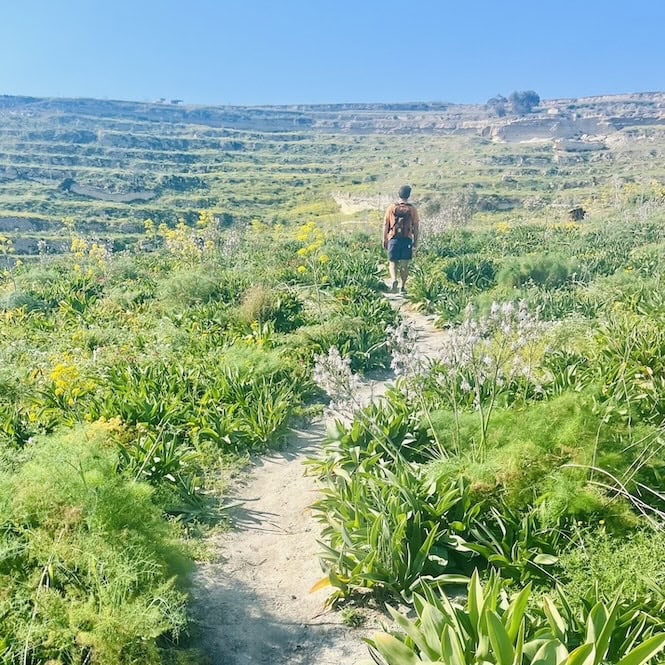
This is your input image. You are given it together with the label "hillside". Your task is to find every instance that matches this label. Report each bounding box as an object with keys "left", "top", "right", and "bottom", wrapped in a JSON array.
[{"left": 1, "top": 91, "right": 664, "bottom": 256}]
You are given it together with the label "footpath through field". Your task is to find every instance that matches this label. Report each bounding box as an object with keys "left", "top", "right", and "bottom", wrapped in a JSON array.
[{"left": 192, "top": 294, "right": 447, "bottom": 665}]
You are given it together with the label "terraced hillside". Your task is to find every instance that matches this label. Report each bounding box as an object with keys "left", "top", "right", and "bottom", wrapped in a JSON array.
[{"left": 1, "top": 93, "right": 664, "bottom": 256}]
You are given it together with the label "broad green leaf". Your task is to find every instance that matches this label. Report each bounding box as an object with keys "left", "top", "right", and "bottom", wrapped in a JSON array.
[
  {"left": 505, "top": 583, "right": 532, "bottom": 642},
  {"left": 478, "top": 633, "right": 491, "bottom": 661},
  {"left": 441, "top": 624, "right": 467, "bottom": 665},
  {"left": 513, "top": 620, "right": 525, "bottom": 665},
  {"left": 420, "top": 603, "right": 447, "bottom": 656},
  {"left": 566, "top": 643, "right": 595, "bottom": 665},
  {"left": 487, "top": 610, "right": 515, "bottom": 665},
  {"left": 387, "top": 604, "right": 437, "bottom": 660},
  {"left": 531, "top": 639, "right": 568, "bottom": 665},
  {"left": 585, "top": 603, "right": 608, "bottom": 645},
  {"left": 533, "top": 554, "right": 558, "bottom": 566},
  {"left": 554, "top": 586, "right": 574, "bottom": 623},
  {"left": 333, "top": 467, "right": 352, "bottom": 483},
  {"left": 438, "top": 589, "right": 466, "bottom": 638},
  {"left": 413, "top": 524, "right": 440, "bottom": 574},
  {"left": 424, "top": 574, "right": 470, "bottom": 586},
  {"left": 373, "top": 632, "right": 421, "bottom": 665},
  {"left": 615, "top": 634, "right": 665, "bottom": 665},
  {"left": 468, "top": 570, "right": 483, "bottom": 631},
  {"left": 524, "top": 639, "right": 552, "bottom": 661},
  {"left": 542, "top": 597, "right": 567, "bottom": 642},
  {"left": 592, "top": 597, "right": 619, "bottom": 664}
]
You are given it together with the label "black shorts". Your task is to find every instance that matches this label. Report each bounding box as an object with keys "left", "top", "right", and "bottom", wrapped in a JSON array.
[{"left": 388, "top": 237, "right": 413, "bottom": 261}]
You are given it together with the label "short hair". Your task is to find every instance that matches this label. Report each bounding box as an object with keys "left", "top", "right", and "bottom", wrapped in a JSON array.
[{"left": 398, "top": 185, "right": 412, "bottom": 199}]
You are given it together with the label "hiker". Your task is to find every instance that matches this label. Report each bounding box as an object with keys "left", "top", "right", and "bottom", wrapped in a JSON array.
[{"left": 383, "top": 184, "right": 420, "bottom": 293}]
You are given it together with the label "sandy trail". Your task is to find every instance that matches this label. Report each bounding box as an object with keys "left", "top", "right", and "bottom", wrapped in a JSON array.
[{"left": 192, "top": 296, "right": 446, "bottom": 665}]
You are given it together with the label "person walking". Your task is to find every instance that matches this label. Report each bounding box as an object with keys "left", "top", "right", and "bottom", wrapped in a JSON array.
[{"left": 383, "top": 184, "right": 420, "bottom": 293}]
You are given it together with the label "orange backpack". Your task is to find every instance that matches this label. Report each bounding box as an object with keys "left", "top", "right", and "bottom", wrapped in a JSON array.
[{"left": 391, "top": 203, "right": 413, "bottom": 238}]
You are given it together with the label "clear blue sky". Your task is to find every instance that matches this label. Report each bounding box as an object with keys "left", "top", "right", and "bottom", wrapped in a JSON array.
[{"left": 1, "top": 0, "right": 664, "bottom": 105}]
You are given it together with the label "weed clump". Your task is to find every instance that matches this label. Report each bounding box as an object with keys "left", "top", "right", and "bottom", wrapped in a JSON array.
[{"left": 0, "top": 422, "right": 190, "bottom": 664}]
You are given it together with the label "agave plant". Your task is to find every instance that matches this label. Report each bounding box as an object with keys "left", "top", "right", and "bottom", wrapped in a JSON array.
[{"left": 360, "top": 571, "right": 665, "bottom": 665}]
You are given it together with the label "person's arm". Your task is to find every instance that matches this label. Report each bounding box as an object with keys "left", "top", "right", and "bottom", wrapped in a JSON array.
[
  {"left": 411, "top": 206, "right": 420, "bottom": 248},
  {"left": 383, "top": 206, "right": 392, "bottom": 249}
]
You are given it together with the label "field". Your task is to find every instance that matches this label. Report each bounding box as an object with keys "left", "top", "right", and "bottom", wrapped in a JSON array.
[{"left": 0, "top": 94, "right": 664, "bottom": 664}]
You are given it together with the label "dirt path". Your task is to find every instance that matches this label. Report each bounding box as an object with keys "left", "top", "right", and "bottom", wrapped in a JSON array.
[{"left": 192, "top": 296, "right": 446, "bottom": 665}]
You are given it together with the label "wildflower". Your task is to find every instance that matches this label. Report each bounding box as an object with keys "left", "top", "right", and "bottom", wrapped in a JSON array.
[
  {"left": 297, "top": 265, "right": 307, "bottom": 273},
  {"left": 386, "top": 321, "right": 425, "bottom": 378},
  {"left": 313, "top": 347, "right": 362, "bottom": 417},
  {"left": 318, "top": 254, "right": 329, "bottom": 264}
]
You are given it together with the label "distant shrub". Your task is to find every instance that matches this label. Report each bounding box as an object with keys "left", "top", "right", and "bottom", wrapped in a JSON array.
[
  {"left": 159, "top": 268, "right": 248, "bottom": 307},
  {"left": 239, "top": 285, "right": 306, "bottom": 332},
  {"left": 105, "top": 283, "right": 155, "bottom": 308},
  {"left": 498, "top": 253, "right": 580, "bottom": 289},
  {"left": 443, "top": 255, "right": 496, "bottom": 289},
  {"left": 487, "top": 94, "right": 508, "bottom": 117},
  {"left": 0, "top": 289, "right": 44, "bottom": 311},
  {"left": 159, "top": 269, "right": 221, "bottom": 306},
  {"left": 509, "top": 89, "right": 540, "bottom": 114}
]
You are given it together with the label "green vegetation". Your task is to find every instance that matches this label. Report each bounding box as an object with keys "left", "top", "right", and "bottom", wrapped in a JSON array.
[
  {"left": 361, "top": 572, "right": 665, "bottom": 665},
  {"left": 1, "top": 94, "right": 665, "bottom": 663},
  {"left": 0, "top": 423, "right": 189, "bottom": 665},
  {"left": 308, "top": 212, "right": 665, "bottom": 663},
  {"left": 0, "top": 215, "right": 397, "bottom": 662}
]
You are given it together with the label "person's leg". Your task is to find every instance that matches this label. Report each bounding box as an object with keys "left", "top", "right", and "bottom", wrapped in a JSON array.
[
  {"left": 388, "top": 260, "right": 399, "bottom": 290},
  {"left": 399, "top": 260, "right": 410, "bottom": 289}
]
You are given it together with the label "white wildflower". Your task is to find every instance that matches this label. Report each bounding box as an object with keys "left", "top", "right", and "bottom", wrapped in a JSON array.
[{"left": 313, "top": 347, "right": 362, "bottom": 417}]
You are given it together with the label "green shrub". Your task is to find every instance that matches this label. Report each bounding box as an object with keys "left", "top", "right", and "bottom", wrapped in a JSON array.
[
  {"left": 0, "top": 289, "right": 44, "bottom": 311},
  {"left": 158, "top": 268, "right": 223, "bottom": 306},
  {"left": 239, "top": 285, "right": 306, "bottom": 332},
  {"left": 558, "top": 528, "right": 665, "bottom": 610},
  {"left": 443, "top": 255, "right": 496, "bottom": 290},
  {"left": 498, "top": 253, "right": 580, "bottom": 289},
  {"left": 628, "top": 242, "right": 665, "bottom": 278},
  {"left": 158, "top": 267, "right": 249, "bottom": 307},
  {"left": 592, "top": 312, "right": 665, "bottom": 426},
  {"left": 286, "top": 289, "right": 394, "bottom": 372},
  {"left": 0, "top": 422, "right": 190, "bottom": 665},
  {"left": 426, "top": 392, "right": 647, "bottom": 528}
]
